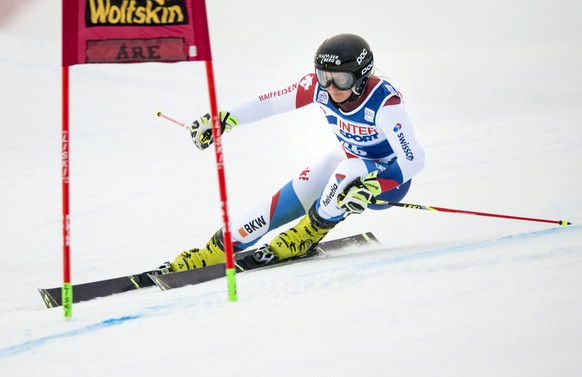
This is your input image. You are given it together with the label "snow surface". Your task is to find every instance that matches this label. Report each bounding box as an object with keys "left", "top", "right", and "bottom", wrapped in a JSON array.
[{"left": 1, "top": 0, "right": 582, "bottom": 376}]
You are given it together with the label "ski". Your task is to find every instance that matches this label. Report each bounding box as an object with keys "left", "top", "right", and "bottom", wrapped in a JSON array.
[
  {"left": 39, "top": 271, "right": 155, "bottom": 309},
  {"left": 38, "top": 232, "right": 378, "bottom": 307},
  {"left": 149, "top": 232, "right": 378, "bottom": 290}
]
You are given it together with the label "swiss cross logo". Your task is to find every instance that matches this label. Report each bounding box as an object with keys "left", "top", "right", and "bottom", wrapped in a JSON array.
[
  {"left": 299, "top": 167, "right": 310, "bottom": 181},
  {"left": 300, "top": 75, "right": 314, "bottom": 90}
]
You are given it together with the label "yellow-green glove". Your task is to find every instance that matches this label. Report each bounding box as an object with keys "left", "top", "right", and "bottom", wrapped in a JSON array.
[
  {"left": 337, "top": 171, "right": 381, "bottom": 214},
  {"left": 187, "top": 111, "right": 239, "bottom": 150}
]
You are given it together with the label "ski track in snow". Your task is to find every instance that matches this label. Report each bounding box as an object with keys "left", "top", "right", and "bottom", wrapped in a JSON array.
[
  {"left": 1, "top": 225, "right": 579, "bottom": 360},
  {"left": 0, "top": 315, "right": 141, "bottom": 359}
]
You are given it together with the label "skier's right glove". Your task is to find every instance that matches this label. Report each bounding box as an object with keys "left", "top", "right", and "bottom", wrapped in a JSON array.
[
  {"left": 337, "top": 171, "right": 382, "bottom": 214},
  {"left": 188, "top": 111, "right": 239, "bottom": 150}
]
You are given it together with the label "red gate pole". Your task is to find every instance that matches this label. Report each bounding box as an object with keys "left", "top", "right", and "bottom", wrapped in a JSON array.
[
  {"left": 204, "top": 60, "right": 237, "bottom": 301},
  {"left": 62, "top": 65, "right": 73, "bottom": 317}
]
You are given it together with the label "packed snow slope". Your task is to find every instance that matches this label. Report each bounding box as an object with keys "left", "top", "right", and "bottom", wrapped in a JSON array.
[{"left": 1, "top": 1, "right": 581, "bottom": 376}]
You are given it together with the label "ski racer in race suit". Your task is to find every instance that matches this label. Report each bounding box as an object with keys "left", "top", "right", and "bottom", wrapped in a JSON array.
[{"left": 164, "top": 33, "right": 425, "bottom": 272}]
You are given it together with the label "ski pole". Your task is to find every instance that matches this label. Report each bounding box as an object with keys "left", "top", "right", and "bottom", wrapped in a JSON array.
[
  {"left": 156, "top": 109, "right": 238, "bottom": 301},
  {"left": 377, "top": 200, "right": 572, "bottom": 226},
  {"left": 156, "top": 111, "right": 188, "bottom": 128}
]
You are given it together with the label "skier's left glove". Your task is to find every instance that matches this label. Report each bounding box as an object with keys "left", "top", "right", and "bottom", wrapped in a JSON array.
[
  {"left": 188, "top": 111, "right": 239, "bottom": 151},
  {"left": 337, "top": 171, "right": 382, "bottom": 214}
]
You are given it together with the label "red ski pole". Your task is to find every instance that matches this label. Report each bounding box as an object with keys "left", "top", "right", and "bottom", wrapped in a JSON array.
[
  {"left": 380, "top": 200, "right": 572, "bottom": 226},
  {"left": 156, "top": 111, "right": 187, "bottom": 128}
]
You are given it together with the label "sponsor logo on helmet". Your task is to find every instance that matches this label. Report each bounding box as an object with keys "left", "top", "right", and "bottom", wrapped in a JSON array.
[
  {"left": 393, "top": 123, "right": 402, "bottom": 132},
  {"left": 361, "top": 61, "right": 374, "bottom": 75},
  {"left": 356, "top": 49, "right": 368, "bottom": 65},
  {"left": 317, "top": 54, "right": 341, "bottom": 65}
]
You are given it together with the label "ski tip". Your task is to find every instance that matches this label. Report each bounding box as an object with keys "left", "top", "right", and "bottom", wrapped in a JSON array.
[
  {"left": 363, "top": 232, "right": 379, "bottom": 243},
  {"left": 38, "top": 288, "right": 60, "bottom": 309}
]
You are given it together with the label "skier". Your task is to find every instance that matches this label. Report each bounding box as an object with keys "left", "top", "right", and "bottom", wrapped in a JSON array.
[{"left": 161, "top": 33, "right": 425, "bottom": 272}]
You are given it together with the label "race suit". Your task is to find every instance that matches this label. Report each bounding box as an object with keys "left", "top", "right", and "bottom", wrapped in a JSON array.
[{"left": 223, "top": 73, "right": 425, "bottom": 250}]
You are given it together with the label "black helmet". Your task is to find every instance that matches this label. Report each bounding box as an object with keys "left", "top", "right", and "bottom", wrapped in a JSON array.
[{"left": 314, "top": 34, "right": 374, "bottom": 95}]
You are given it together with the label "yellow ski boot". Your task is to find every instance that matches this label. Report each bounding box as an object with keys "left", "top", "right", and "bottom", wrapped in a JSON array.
[
  {"left": 268, "top": 205, "right": 338, "bottom": 260},
  {"left": 169, "top": 230, "right": 225, "bottom": 272}
]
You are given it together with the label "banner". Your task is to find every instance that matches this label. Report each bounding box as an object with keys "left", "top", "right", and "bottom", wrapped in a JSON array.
[{"left": 63, "top": 0, "right": 212, "bottom": 66}]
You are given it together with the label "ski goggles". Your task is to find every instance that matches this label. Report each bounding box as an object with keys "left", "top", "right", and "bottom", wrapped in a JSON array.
[{"left": 315, "top": 69, "right": 356, "bottom": 90}]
